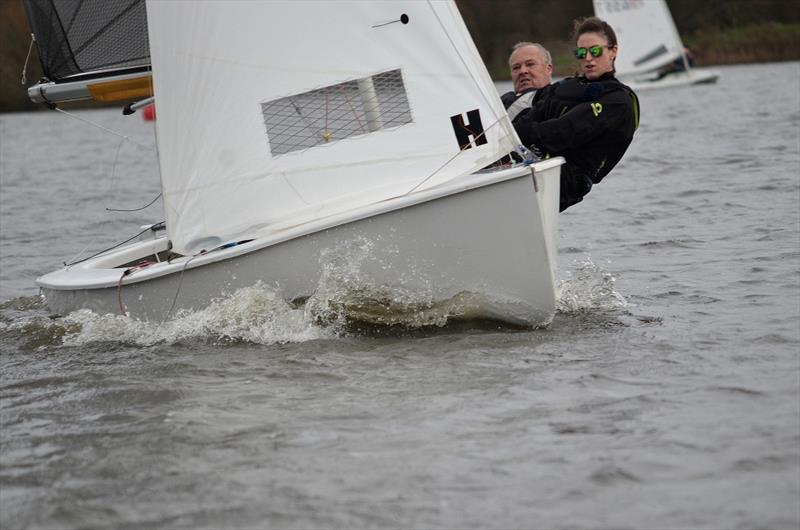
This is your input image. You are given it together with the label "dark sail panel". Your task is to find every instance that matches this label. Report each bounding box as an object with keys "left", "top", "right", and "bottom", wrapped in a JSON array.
[{"left": 22, "top": 0, "right": 149, "bottom": 82}]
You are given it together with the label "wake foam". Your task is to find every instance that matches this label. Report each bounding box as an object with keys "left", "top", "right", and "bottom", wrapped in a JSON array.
[
  {"left": 61, "top": 283, "right": 333, "bottom": 347},
  {"left": 2, "top": 253, "right": 629, "bottom": 348},
  {"left": 556, "top": 257, "right": 628, "bottom": 313}
]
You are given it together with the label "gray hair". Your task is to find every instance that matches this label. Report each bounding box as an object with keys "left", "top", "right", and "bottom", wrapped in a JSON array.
[{"left": 509, "top": 42, "right": 552, "bottom": 66}]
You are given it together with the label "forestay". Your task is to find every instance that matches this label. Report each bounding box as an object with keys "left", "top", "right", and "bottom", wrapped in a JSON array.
[
  {"left": 593, "top": 0, "right": 685, "bottom": 77},
  {"left": 146, "top": 0, "right": 519, "bottom": 256}
]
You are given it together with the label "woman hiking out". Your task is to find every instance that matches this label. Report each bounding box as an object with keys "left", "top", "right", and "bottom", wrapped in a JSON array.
[{"left": 513, "top": 16, "right": 640, "bottom": 212}]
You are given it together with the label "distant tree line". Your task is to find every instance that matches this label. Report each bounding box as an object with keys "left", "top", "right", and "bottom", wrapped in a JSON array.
[
  {"left": 2, "top": 0, "right": 799, "bottom": 112},
  {"left": 456, "top": 0, "right": 800, "bottom": 77}
]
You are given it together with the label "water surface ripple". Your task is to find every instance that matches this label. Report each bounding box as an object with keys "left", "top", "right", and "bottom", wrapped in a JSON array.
[{"left": 1, "top": 62, "right": 799, "bottom": 529}]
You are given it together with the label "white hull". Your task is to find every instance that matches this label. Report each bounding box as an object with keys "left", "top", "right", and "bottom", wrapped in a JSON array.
[
  {"left": 623, "top": 68, "right": 720, "bottom": 92},
  {"left": 38, "top": 160, "right": 563, "bottom": 327}
]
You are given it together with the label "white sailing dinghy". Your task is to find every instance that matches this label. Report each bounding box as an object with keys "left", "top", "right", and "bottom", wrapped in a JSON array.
[
  {"left": 24, "top": 0, "right": 563, "bottom": 327},
  {"left": 593, "top": 0, "right": 719, "bottom": 91}
]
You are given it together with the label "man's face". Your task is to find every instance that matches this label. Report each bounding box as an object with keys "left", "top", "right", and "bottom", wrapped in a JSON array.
[{"left": 510, "top": 46, "right": 553, "bottom": 93}]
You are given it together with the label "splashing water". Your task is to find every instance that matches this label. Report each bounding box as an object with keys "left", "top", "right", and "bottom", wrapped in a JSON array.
[
  {"left": 1, "top": 247, "right": 629, "bottom": 348},
  {"left": 305, "top": 236, "right": 536, "bottom": 329},
  {"left": 61, "top": 283, "right": 335, "bottom": 347},
  {"left": 305, "top": 236, "right": 465, "bottom": 329},
  {"left": 556, "top": 257, "right": 628, "bottom": 314}
]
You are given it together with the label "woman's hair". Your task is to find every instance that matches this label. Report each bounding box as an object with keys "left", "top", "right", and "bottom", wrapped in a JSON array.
[{"left": 571, "top": 16, "right": 618, "bottom": 47}]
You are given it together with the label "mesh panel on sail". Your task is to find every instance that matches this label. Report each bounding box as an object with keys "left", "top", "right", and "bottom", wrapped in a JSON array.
[
  {"left": 261, "top": 69, "right": 412, "bottom": 156},
  {"left": 22, "top": 0, "right": 150, "bottom": 81}
]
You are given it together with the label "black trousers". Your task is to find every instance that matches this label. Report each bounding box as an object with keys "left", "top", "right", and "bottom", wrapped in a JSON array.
[{"left": 559, "top": 164, "right": 593, "bottom": 212}]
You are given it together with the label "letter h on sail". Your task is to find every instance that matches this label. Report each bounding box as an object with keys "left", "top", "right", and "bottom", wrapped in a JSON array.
[{"left": 450, "top": 109, "right": 487, "bottom": 150}]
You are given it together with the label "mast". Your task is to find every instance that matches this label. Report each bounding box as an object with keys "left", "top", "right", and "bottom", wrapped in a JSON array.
[{"left": 659, "top": 0, "right": 692, "bottom": 73}]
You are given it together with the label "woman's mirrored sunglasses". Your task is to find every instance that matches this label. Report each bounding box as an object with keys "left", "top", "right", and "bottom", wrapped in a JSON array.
[{"left": 573, "top": 45, "right": 613, "bottom": 59}]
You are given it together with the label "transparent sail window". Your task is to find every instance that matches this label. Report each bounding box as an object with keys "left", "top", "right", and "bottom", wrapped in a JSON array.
[{"left": 261, "top": 69, "right": 412, "bottom": 156}]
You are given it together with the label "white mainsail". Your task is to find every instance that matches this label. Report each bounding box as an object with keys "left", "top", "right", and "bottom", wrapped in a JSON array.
[
  {"left": 593, "top": 0, "right": 686, "bottom": 77},
  {"left": 146, "top": 1, "right": 519, "bottom": 256}
]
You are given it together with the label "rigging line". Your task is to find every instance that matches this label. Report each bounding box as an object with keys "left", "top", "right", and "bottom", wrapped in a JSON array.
[
  {"left": 64, "top": 136, "right": 126, "bottom": 265},
  {"left": 53, "top": 107, "right": 154, "bottom": 150},
  {"left": 20, "top": 33, "right": 35, "bottom": 85},
  {"left": 425, "top": 1, "right": 507, "bottom": 125},
  {"left": 281, "top": 175, "right": 311, "bottom": 206},
  {"left": 371, "top": 15, "right": 408, "bottom": 28},
  {"left": 290, "top": 99, "right": 314, "bottom": 130},
  {"left": 274, "top": 100, "right": 313, "bottom": 205},
  {"left": 117, "top": 260, "right": 157, "bottom": 315},
  {"left": 106, "top": 193, "right": 162, "bottom": 212},
  {"left": 117, "top": 269, "right": 127, "bottom": 315},
  {"left": 340, "top": 83, "right": 367, "bottom": 133},
  {"left": 65, "top": 223, "right": 164, "bottom": 267},
  {"left": 108, "top": 136, "right": 125, "bottom": 196},
  {"left": 289, "top": 99, "right": 324, "bottom": 150},
  {"left": 404, "top": 115, "right": 505, "bottom": 195},
  {"left": 162, "top": 254, "right": 200, "bottom": 323}
]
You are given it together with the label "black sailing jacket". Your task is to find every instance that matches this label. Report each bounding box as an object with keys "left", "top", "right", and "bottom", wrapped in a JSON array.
[{"left": 513, "top": 72, "right": 640, "bottom": 211}]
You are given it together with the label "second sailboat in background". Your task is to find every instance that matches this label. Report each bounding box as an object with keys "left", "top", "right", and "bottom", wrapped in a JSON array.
[{"left": 593, "top": 0, "right": 719, "bottom": 90}]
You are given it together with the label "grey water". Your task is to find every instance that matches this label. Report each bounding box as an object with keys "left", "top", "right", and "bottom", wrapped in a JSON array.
[{"left": 1, "top": 62, "right": 798, "bottom": 529}]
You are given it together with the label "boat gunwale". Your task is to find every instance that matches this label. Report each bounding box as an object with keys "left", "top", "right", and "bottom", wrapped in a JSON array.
[
  {"left": 620, "top": 68, "right": 720, "bottom": 91},
  {"left": 37, "top": 158, "right": 564, "bottom": 291}
]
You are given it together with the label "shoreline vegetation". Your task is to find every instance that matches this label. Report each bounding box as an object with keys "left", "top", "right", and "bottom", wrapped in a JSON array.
[
  {"left": 1, "top": 0, "right": 799, "bottom": 113},
  {"left": 485, "top": 22, "right": 800, "bottom": 81}
]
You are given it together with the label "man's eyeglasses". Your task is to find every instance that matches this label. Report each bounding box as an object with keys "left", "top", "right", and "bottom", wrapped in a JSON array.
[{"left": 573, "top": 45, "right": 613, "bottom": 59}]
